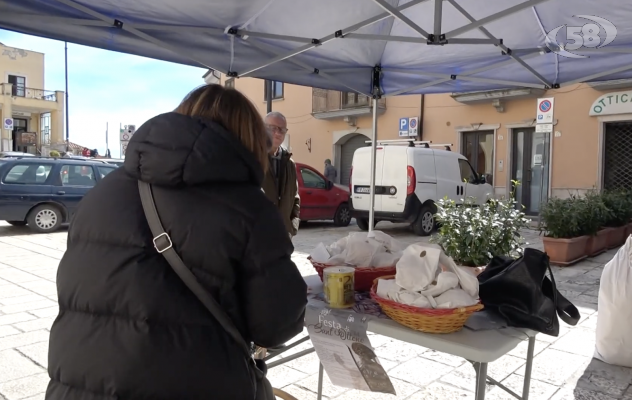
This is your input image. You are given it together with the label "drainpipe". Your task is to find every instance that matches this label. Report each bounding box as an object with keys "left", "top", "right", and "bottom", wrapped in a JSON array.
[{"left": 418, "top": 94, "right": 425, "bottom": 141}]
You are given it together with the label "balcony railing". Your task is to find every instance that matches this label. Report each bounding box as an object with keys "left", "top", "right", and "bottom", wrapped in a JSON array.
[
  {"left": 1, "top": 83, "right": 57, "bottom": 101},
  {"left": 312, "top": 88, "right": 386, "bottom": 114}
]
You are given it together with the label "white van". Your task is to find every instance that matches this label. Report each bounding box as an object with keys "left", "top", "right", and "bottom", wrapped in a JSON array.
[{"left": 349, "top": 140, "right": 493, "bottom": 236}]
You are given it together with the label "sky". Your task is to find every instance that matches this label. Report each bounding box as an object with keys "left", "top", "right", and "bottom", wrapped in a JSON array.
[{"left": 0, "top": 30, "right": 206, "bottom": 158}]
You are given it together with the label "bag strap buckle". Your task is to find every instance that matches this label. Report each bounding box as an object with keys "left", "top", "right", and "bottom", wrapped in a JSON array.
[{"left": 153, "top": 232, "right": 173, "bottom": 253}]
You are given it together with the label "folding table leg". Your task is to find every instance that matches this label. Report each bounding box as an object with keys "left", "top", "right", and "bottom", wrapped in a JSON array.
[
  {"left": 474, "top": 362, "right": 488, "bottom": 400},
  {"left": 522, "top": 336, "right": 536, "bottom": 400},
  {"left": 317, "top": 363, "right": 324, "bottom": 400}
]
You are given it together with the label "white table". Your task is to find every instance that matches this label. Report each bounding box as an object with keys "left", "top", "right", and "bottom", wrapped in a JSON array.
[{"left": 266, "top": 276, "right": 537, "bottom": 400}]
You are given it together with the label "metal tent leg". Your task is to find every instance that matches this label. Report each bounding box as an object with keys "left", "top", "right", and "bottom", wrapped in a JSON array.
[
  {"left": 522, "top": 336, "right": 536, "bottom": 400},
  {"left": 368, "top": 97, "right": 379, "bottom": 233}
]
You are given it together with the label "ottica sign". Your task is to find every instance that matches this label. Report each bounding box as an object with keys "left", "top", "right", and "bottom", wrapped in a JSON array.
[{"left": 589, "top": 91, "right": 632, "bottom": 116}]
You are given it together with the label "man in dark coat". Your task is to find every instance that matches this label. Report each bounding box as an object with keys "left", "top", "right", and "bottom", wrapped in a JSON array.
[
  {"left": 46, "top": 113, "right": 307, "bottom": 399},
  {"left": 261, "top": 111, "right": 300, "bottom": 237}
]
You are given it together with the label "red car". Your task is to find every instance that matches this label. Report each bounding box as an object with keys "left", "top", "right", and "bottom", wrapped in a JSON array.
[{"left": 296, "top": 163, "right": 351, "bottom": 226}]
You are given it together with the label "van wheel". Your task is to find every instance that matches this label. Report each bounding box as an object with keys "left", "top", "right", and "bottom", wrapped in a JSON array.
[
  {"left": 356, "top": 218, "right": 371, "bottom": 231},
  {"left": 7, "top": 221, "right": 27, "bottom": 226},
  {"left": 27, "top": 205, "right": 63, "bottom": 233},
  {"left": 333, "top": 204, "right": 352, "bottom": 227},
  {"left": 413, "top": 205, "right": 435, "bottom": 236}
]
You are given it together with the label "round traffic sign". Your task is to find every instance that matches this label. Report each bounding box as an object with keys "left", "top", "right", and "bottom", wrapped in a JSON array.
[
  {"left": 4, "top": 118, "right": 13, "bottom": 126},
  {"left": 122, "top": 133, "right": 129, "bottom": 140},
  {"left": 539, "top": 100, "right": 552, "bottom": 113},
  {"left": 410, "top": 119, "right": 417, "bottom": 128}
]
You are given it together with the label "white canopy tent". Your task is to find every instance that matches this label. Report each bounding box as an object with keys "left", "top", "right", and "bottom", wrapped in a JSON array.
[{"left": 2, "top": 0, "right": 631, "bottom": 229}]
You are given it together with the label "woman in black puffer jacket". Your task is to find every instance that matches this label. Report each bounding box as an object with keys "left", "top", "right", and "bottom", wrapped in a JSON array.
[{"left": 46, "top": 84, "right": 307, "bottom": 400}]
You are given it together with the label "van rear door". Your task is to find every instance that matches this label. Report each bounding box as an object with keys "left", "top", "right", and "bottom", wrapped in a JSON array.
[
  {"left": 350, "top": 146, "right": 384, "bottom": 212},
  {"left": 379, "top": 146, "right": 408, "bottom": 213}
]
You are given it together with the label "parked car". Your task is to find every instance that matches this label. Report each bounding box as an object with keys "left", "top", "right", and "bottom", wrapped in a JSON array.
[
  {"left": 0, "top": 158, "right": 117, "bottom": 233},
  {"left": 349, "top": 141, "right": 493, "bottom": 236},
  {"left": 296, "top": 163, "right": 351, "bottom": 226},
  {"left": 0, "top": 151, "right": 35, "bottom": 159}
]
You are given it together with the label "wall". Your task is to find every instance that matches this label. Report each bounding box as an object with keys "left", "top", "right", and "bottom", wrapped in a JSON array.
[
  {"left": 228, "top": 75, "right": 422, "bottom": 170},
  {"left": 0, "top": 43, "right": 45, "bottom": 89},
  {"left": 422, "top": 84, "right": 602, "bottom": 196}
]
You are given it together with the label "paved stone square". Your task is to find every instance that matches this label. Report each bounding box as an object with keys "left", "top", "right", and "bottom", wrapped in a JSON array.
[{"left": 0, "top": 220, "right": 630, "bottom": 400}]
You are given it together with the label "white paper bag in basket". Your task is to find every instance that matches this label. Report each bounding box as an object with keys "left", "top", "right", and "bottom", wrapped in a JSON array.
[
  {"left": 344, "top": 233, "right": 383, "bottom": 267},
  {"left": 595, "top": 235, "right": 632, "bottom": 368}
]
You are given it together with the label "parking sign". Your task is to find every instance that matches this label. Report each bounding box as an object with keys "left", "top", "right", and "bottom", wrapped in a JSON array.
[
  {"left": 536, "top": 98, "right": 554, "bottom": 123},
  {"left": 408, "top": 117, "right": 419, "bottom": 136},
  {"left": 399, "top": 118, "right": 409, "bottom": 137}
]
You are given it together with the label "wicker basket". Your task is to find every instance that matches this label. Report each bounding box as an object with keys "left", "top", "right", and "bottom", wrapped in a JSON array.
[
  {"left": 309, "top": 257, "right": 396, "bottom": 292},
  {"left": 370, "top": 275, "right": 484, "bottom": 334}
]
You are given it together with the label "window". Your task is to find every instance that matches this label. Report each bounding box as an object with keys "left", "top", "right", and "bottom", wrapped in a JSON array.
[
  {"left": 98, "top": 166, "right": 117, "bottom": 179},
  {"left": 264, "top": 80, "right": 284, "bottom": 100},
  {"left": 8, "top": 75, "right": 26, "bottom": 97},
  {"left": 3, "top": 164, "right": 53, "bottom": 184},
  {"left": 301, "top": 168, "right": 326, "bottom": 189},
  {"left": 225, "top": 78, "right": 235, "bottom": 88},
  {"left": 60, "top": 165, "right": 96, "bottom": 187},
  {"left": 458, "top": 159, "right": 478, "bottom": 184},
  {"left": 342, "top": 92, "right": 369, "bottom": 108}
]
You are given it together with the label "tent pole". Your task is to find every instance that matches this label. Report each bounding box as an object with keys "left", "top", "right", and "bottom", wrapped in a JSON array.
[
  {"left": 368, "top": 97, "right": 379, "bottom": 233},
  {"left": 64, "top": 41, "right": 69, "bottom": 152}
]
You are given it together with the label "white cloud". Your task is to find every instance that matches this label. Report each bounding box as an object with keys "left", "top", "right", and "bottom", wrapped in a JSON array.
[{"left": 0, "top": 30, "right": 206, "bottom": 157}]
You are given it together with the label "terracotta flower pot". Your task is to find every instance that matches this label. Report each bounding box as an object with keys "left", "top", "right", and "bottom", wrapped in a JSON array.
[
  {"left": 542, "top": 235, "right": 589, "bottom": 267},
  {"left": 585, "top": 229, "right": 609, "bottom": 257},
  {"left": 607, "top": 225, "right": 628, "bottom": 249}
]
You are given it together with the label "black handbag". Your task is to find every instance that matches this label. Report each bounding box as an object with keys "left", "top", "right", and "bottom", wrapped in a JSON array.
[
  {"left": 138, "top": 181, "right": 274, "bottom": 400},
  {"left": 477, "top": 248, "right": 581, "bottom": 336}
]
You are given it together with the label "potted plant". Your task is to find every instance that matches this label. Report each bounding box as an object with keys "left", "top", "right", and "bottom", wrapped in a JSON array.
[
  {"left": 431, "top": 183, "right": 530, "bottom": 268},
  {"left": 600, "top": 190, "right": 630, "bottom": 248},
  {"left": 539, "top": 196, "right": 589, "bottom": 266},
  {"left": 581, "top": 192, "right": 611, "bottom": 257}
]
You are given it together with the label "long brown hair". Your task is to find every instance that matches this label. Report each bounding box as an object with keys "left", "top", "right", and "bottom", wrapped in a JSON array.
[{"left": 175, "top": 84, "right": 270, "bottom": 171}]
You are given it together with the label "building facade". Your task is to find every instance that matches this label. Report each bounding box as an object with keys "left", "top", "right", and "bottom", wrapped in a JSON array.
[
  {"left": 208, "top": 72, "right": 632, "bottom": 215},
  {"left": 0, "top": 42, "right": 65, "bottom": 154}
]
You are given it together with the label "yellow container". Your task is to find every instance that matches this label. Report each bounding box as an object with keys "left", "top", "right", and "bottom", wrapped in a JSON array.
[{"left": 323, "top": 266, "right": 355, "bottom": 308}]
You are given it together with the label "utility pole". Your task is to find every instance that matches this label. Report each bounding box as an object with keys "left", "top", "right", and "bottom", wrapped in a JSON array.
[
  {"left": 64, "top": 41, "right": 69, "bottom": 151},
  {"left": 105, "top": 122, "right": 109, "bottom": 158}
]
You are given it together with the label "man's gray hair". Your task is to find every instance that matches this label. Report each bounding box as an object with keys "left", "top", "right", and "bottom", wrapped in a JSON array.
[{"left": 265, "top": 111, "right": 286, "bottom": 123}]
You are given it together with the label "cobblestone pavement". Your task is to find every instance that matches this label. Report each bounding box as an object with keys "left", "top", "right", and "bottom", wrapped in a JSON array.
[{"left": 0, "top": 220, "right": 630, "bottom": 400}]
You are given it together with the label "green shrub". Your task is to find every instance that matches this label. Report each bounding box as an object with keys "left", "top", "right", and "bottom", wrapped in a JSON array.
[{"left": 431, "top": 182, "right": 530, "bottom": 266}]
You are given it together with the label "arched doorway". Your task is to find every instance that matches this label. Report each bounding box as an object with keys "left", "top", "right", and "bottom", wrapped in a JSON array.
[{"left": 339, "top": 134, "right": 368, "bottom": 186}]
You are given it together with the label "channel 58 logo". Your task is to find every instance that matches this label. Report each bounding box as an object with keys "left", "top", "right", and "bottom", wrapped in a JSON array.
[{"left": 546, "top": 15, "right": 617, "bottom": 58}]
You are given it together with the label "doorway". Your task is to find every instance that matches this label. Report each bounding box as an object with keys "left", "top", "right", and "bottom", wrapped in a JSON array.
[
  {"left": 340, "top": 134, "right": 367, "bottom": 186},
  {"left": 11, "top": 118, "right": 28, "bottom": 152},
  {"left": 461, "top": 130, "right": 495, "bottom": 185},
  {"left": 603, "top": 121, "right": 632, "bottom": 191},
  {"left": 511, "top": 127, "right": 550, "bottom": 215}
]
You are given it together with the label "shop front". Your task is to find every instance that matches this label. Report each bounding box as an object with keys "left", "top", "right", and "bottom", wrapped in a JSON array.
[{"left": 590, "top": 89, "right": 632, "bottom": 191}]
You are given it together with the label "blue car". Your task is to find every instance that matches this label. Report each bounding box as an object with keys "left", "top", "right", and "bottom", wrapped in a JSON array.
[{"left": 0, "top": 157, "right": 117, "bottom": 233}]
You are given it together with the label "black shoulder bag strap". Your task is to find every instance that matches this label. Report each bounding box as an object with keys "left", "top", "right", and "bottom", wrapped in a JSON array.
[{"left": 137, "top": 181, "right": 267, "bottom": 393}]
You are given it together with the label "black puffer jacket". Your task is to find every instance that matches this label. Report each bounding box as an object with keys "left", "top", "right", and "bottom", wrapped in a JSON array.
[{"left": 46, "top": 113, "right": 307, "bottom": 400}]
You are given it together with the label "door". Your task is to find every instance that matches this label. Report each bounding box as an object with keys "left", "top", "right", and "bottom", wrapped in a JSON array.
[
  {"left": 340, "top": 134, "right": 367, "bottom": 186},
  {"left": 298, "top": 166, "right": 336, "bottom": 220},
  {"left": 0, "top": 162, "right": 54, "bottom": 221},
  {"left": 11, "top": 118, "right": 28, "bottom": 152},
  {"left": 55, "top": 164, "right": 97, "bottom": 218},
  {"left": 603, "top": 122, "right": 632, "bottom": 191},
  {"left": 511, "top": 128, "right": 550, "bottom": 215},
  {"left": 462, "top": 130, "right": 494, "bottom": 185}
]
